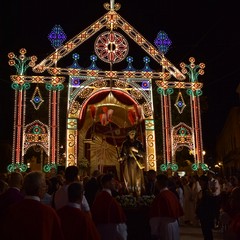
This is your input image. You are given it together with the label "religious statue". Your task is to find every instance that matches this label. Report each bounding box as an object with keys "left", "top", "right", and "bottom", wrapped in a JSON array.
[{"left": 119, "top": 129, "right": 145, "bottom": 196}]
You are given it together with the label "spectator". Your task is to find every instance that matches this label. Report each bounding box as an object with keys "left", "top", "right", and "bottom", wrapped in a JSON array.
[
  {"left": 0, "top": 179, "right": 8, "bottom": 195},
  {"left": 0, "top": 172, "right": 24, "bottom": 231},
  {"left": 181, "top": 176, "right": 195, "bottom": 225},
  {"left": 56, "top": 173, "right": 65, "bottom": 186},
  {"left": 48, "top": 176, "right": 63, "bottom": 208},
  {"left": 84, "top": 169, "right": 101, "bottom": 209},
  {"left": 2, "top": 171, "right": 64, "bottom": 240},
  {"left": 196, "top": 175, "right": 217, "bottom": 240},
  {"left": 176, "top": 179, "right": 184, "bottom": 226},
  {"left": 91, "top": 173, "right": 128, "bottom": 240},
  {"left": 222, "top": 186, "right": 240, "bottom": 239},
  {"left": 230, "top": 176, "right": 239, "bottom": 187},
  {"left": 207, "top": 170, "right": 221, "bottom": 228},
  {"left": 149, "top": 174, "right": 184, "bottom": 240},
  {"left": 190, "top": 175, "right": 201, "bottom": 226},
  {"left": 41, "top": 179, "right": 53, "bottom": 206},
  {"left": 168, "top": 177, "right": 179, "bottom": 199},
  {"left": 82, "top": 175, "right": 90, "bottom": 188},
  {"left": 144, "top": 169, "right": 157, "bottom": 196},
  {"left": 57, "top": 182, "right": 100, "bottom": 240},
  {"left": 1, "top": 172, "right": 23, "bottom": 201}
]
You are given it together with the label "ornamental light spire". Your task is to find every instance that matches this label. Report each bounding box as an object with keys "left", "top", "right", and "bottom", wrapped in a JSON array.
[{"left": 110, "top": 0, "right": 115, "bottom": 10}]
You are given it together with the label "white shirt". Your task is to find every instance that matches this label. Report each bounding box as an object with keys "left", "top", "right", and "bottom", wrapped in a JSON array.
[
  {"left": 54, "top": 184, "right": 90, "bottom": 211},
  {"left": 67, "top": 202, "right": 81, "bottom": 209},
  {"left": 209, "top": 178, "right": 221, "bottom": 196},
  {"left": 25, "top": 195, "right": 41, "bottom": 201}
]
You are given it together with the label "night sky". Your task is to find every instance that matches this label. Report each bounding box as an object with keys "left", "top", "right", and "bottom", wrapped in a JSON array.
[{"left": 0, "top": 0, "right": 239, "bottom": 161}]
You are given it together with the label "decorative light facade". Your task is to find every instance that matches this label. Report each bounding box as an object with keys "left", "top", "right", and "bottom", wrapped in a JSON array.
[{"left": 7, "top": 1, "right": 206, "bottom": 174}]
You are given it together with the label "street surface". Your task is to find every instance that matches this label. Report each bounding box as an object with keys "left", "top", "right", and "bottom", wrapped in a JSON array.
[{"left": 180, "top": 225, "right": 223, "bottom": 240}]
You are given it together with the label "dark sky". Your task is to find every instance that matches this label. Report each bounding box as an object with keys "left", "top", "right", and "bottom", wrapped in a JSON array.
[{"left": 0, "top": 0, "right": 239, "bottom": 160}]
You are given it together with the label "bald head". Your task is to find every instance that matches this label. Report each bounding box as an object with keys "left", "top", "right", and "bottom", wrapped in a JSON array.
[{"left": 23, "top": 171, "right": 46, "bottom": 198}]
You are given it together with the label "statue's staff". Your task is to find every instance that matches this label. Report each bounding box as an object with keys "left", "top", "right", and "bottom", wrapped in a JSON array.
[{"left": 129, "top": 147, "right": 145, "bottom": 170}]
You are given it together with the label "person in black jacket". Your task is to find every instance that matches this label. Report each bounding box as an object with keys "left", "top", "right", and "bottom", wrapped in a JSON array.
[
  {"left": 84, "top": 170, "right": 101, "bottom": 209},
  {"left": 196, "top": 175, "right": 217, "bottom": 240}
]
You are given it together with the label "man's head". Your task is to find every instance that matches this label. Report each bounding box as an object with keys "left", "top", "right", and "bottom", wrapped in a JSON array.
[
  {"left": 199, "top": 175, "right": 209, "bottom": 189},
  {"left": 156, "top": 174, "right": 169, "bottom": 190},
  {"left": 92, "top": 170, "right": 101, "bottom": 178},
  {"left": 101, "top": 173, "right": 115, "bottom": 190},
  {"left": 23, "top": 171, "right": 47, "bottom": 199},
  {"left": 65, "top": 166, "right": 79, "bottom": 183},
  {"left": 147, "top": 169, "right": 157, "bottom": 181},
  {"left": 8, "top": 172, "right": 23, "bottom": 189},
  {"left": 68, "top": 182, "right": 84, "bottom": 204}
]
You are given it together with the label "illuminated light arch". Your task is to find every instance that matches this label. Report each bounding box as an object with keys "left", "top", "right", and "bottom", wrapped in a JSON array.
[
  {"left": 68, "top": 84, "right": 151, "bottom": 118},
  {"left": 172, "top": 122, "right": 194, "bottom": 152},
  {"left": 24, "top": 120, "right": 49, "bottom": 154},
  {"left": 66, "top": 78, "right": 156, "bottom": 170}
]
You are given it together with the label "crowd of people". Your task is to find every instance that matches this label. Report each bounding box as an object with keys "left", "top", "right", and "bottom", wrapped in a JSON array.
[{"left": 0, "top": 166, "right": 240, "bottom": 240}]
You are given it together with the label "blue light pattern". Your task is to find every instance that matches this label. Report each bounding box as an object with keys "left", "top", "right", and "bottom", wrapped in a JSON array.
[
  {"left": 124, "top": 56, "right": 136, "bottom": 71},
  {"left": 142, "top": 56, "right": 152, "bottom": 71},
  {"left": 48, "top": 25, "right": 67, "bottom": 49},
  {"left": 154, "top": 31, "right": 172, "bottom": 54},
  {"left": 68, "top": 53, "right": 82, "bottom": 69}
]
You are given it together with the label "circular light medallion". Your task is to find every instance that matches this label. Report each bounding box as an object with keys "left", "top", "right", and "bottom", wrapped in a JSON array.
[{"left": 94, "top": 31, "right": 129, "bottom": 64}]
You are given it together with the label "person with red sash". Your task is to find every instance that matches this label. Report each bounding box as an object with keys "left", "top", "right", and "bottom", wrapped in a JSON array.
[
  {"left": 3, "top": 171, "right": 64, "bottom": 240},
  {"left": 91, "top": 173, "right": 128, "bottom": 240},
  {"left": 149, "top": 174, "right": 184, "bottom": 240},
  {"left": 0, "top": 172, "right": 24, "bottom": 230},
  {"left": 57, "top": 182, "right": 100, "bottom": 240}
]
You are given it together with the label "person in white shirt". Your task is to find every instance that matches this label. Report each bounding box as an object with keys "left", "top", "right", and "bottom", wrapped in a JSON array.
[
  {"left": 176, "top": 179, "right": 184, "bottom": 225},
  {"left": 190, "top": 175, "right": 201, "bottom": 226},
  {"left": 181, "top": 176, "right": 195, "bottom": 225}
]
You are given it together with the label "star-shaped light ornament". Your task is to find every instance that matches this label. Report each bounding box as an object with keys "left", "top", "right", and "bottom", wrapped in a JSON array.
[
  {"left": 174, "top": 92, "right": 186, "bottom": 114},
  {"left": 30, "top": 87, "right": 44, "bottom": 110},
  {"left": 154, "top": 31, "right": 172, "bottom": 55},
  {"left": 48, "top": 25, "right": 67, "bottom": 49}
]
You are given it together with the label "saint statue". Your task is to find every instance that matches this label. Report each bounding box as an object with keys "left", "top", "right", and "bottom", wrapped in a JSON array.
[{"left": 119, "top": 129, "right": 145, "bottom": 196}]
